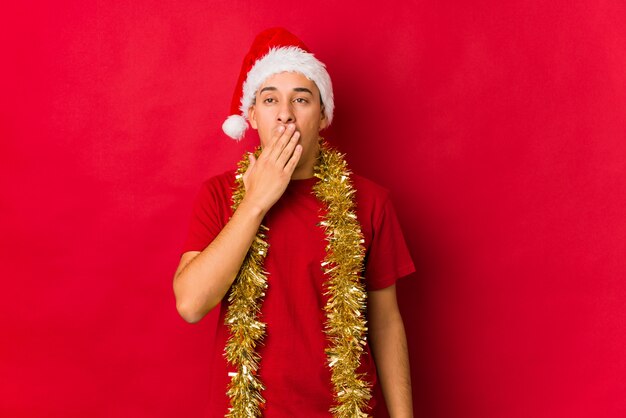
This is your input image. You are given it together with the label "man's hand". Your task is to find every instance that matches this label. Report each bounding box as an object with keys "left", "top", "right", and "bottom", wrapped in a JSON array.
[{"left": 242, "top": 123, "right": 302, "bottom": 213}]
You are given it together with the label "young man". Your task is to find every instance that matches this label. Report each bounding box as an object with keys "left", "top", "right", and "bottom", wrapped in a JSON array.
[{"left": 174, "top": 28, "right": 416, "bottom": 418}]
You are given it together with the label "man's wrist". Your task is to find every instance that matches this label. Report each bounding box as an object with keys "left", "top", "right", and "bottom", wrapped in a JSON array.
[{"left": 238, "top": 197, "right": 268, "bottom": 221}]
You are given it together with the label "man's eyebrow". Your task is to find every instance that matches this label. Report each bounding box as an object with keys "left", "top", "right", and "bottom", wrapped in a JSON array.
[
  {"left": 293, "top": 87, "right": 313, "bottom": 95},
  {"left": 258, "top": 86, "right": 314, "bottom": 94}
]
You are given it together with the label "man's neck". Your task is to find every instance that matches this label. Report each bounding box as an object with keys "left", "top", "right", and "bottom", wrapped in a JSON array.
[
  {"left": 290, "top": 142, "right": 320, "bottom": 180},
  {"left": 291, "top": 167, "right": 314, "bottom": 180}
]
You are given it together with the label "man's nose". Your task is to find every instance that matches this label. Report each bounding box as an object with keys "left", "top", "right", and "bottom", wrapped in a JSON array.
[{"left": 277, "top": 102, "right": 295, "bottom": 124}]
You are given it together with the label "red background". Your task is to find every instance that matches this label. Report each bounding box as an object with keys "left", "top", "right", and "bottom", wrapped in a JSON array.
[{"left": 2, "top": 1, "right": 625, "bottom": 417}]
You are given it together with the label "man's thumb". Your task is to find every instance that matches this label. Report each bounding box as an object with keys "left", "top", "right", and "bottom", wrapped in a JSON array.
[
  {"left": 243, "top": 153, "right": 256, "bottom": 185},
  {"left": 247, "top": 153, "right": 256, "bottom": 167}
]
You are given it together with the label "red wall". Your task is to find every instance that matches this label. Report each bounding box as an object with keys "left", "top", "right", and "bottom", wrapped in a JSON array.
[{"left": 2, "top": 1, "right": 625, "bottom": 417}]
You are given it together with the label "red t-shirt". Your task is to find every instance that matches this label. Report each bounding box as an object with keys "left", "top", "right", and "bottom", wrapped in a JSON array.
[{"left": 182, "top": 170, "right": 415, "bottom": 417}]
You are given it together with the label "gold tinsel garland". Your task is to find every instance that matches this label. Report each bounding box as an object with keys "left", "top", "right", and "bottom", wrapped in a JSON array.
[{"left": 225, "top": 141, "right": 371, "bottom": 417}]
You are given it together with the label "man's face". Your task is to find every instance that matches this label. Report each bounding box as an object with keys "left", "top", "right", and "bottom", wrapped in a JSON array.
[{"left": 248, "top": 71, "right": 328, "bottom": 164}]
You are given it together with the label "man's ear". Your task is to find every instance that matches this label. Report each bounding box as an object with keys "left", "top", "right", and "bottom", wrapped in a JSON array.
[
  {"left": 319, "top": 105, "right": 328, "bottom": 131},
  {"left": 248, "top": 106, "right": 258, "bottom": 129}
]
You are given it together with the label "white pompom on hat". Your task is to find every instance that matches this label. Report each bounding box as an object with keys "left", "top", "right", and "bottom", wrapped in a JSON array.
[{"left": 222, "top": 27, "right": 334, "bottom": 140}]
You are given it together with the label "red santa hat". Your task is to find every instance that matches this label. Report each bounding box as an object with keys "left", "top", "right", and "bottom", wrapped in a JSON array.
[{"left": 222, "top": 27, "right": 334, "bottom": 140}]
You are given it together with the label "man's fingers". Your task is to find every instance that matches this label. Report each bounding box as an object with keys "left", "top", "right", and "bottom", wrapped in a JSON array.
[
  {"left": 256, "top": 125, "right": 283, "bottom": 161},
  {"left": 284, "top": 144, "right": 302, "bottom": 174},
  {"left": 276, "top": 130, "right": 300, "bottom": 167},
  {"left": 269, "top": 123, "right": 296, "bottom": 160}
]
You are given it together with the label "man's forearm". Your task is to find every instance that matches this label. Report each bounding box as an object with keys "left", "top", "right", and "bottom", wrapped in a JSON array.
[
  {"left": 376, "top": 319, "right": 413, "bottom": 418},
  {"left": 369, "top": 312, "right": 414, "bottom": 418},
  {"left": 173, "top": 198, "right": 266, "bottom": 323}
]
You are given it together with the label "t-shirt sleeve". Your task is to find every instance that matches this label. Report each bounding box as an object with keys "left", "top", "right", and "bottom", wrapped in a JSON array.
[
  {"left": 181, "top": 179, "right": 229, "bottom": 254},
  {"left": 364, "top": 194, "right": 416, "bottom": 291}
]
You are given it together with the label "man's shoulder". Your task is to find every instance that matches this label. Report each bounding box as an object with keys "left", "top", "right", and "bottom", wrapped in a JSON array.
[
  {"left": 350, "top": 173, "right": 394, "bottom": 224},
  {"left": 350, "top": 172, "right": 391, "bottom": 201},
  {"left": 200, "top": 168, "right": 237, "bottom": 191},
  {"left": 193, "top": 169, "right": 238, "bottom": 206}
]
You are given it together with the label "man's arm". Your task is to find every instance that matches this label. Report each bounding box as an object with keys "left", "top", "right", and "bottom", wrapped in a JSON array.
[
  {"left": 368, "top": 284, "right": 414, "bottom": 418},
  {"left": 173, "top": 199, "right": 266, "bottom": 323},
  {"left": 173, "top": 124, "right": 302, "bottom": 323}
]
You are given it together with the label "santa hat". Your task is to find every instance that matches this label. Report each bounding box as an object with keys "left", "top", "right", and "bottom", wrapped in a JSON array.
[{"left": 222, "top": 27, "right": 334, "bottom": 140}]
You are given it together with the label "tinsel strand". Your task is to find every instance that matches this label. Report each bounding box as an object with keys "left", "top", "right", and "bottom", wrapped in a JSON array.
[
  {"left": 313, "top": 142, "right": 372, "bottom": 418},
  {"left": 225, "top": 149, "right": 268, "bottom": 418}
]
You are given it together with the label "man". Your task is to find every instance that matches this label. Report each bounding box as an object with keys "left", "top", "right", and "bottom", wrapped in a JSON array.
[{"left": 174, "top": 28, "right": 415, "bottom": 418}]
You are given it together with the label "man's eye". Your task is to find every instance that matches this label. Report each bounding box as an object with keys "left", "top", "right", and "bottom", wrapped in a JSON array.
[
  {"left": 294, "top": 98, "right": 308, "bottom": 104},
  {"left": 263, "top": 98, "right": 275, "bottom": 104}
]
